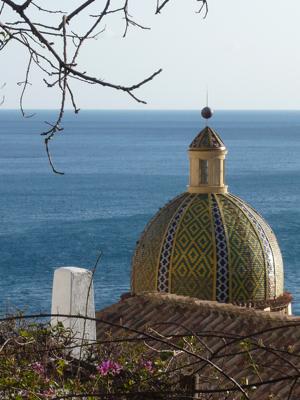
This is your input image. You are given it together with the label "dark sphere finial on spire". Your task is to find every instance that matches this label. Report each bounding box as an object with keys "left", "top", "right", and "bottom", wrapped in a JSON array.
[{"left": 201, "top": 106, "right": 213, "bottom": 120}]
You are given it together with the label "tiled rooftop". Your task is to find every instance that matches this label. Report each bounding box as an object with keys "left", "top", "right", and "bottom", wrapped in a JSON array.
[{"left": 96, "top": 293, "right": 300, "bottom": 399}]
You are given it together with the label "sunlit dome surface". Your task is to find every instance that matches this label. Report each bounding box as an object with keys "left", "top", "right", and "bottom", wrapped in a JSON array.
[{"left": 131, "top": 192, "right": 283, "bottom": 303}]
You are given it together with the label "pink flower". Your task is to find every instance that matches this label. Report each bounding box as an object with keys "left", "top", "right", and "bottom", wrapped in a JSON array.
[
  {"left": 31, "top": 362, "right": 45, "bottom": 376},
  {"left": 142, "top": 360, "right": 154, "bottom": 373},
  {"left": 97, "top": 360, "right": 122, "bottom": 376}
]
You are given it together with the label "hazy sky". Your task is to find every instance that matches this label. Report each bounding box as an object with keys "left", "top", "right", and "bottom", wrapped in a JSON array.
[{"left": 2, "top": 0, "right": 300, "bottom": 109}]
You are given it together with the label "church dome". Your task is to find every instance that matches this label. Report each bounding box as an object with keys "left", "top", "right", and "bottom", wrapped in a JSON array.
[
  {"left": 131, "top": 192, "right": 283, "bottom": 303},
  {"left": 131, "top": 112, "right": 284, "bottom": 305}
]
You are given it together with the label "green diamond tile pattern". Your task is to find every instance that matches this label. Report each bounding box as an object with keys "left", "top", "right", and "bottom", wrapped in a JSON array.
[
  {"left": 157, "top": 194, "right": 193, "bottom": 292},
  {"left": 131, "top": 193, "right": 188, "bottom": 293},
  {"left": 228, "top": 194, "right": 278, "bottom": 298},
  {"left": 217, "top": 194, "right": 266, "bottom": 302},
  {"left": 230, "top": 195, "right": 283, "bottom": 298},
  {"left": 170, "top": 194, "right": 215, "bottom": 299}
]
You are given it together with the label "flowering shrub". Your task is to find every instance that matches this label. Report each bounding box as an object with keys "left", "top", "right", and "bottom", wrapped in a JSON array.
[
  {"left": 97, "top": 360, "right": 123, "bottom": 376},
  {"left": 0, "top": 315, "right": 281, "bottom": 399},
  {"left": 0, "top": 318, "right": 183, "bottom": 399},
  {"left": 31, "top": 362, "right": 46, "bottom": 376},
  {"left": 142, "top": 360, "right": 154, "bottom": 373}
]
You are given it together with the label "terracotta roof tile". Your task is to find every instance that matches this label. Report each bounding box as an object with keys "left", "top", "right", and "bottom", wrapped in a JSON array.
[{"left": 96, "top": 293, "right": 300, "bottom": 399}]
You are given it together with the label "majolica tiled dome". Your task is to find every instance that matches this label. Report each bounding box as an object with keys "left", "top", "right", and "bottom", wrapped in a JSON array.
[
  {"left": 131, "top": 192, "right": 283, "bottom": 303},
  {"left": 131, "top": 114, "right": 284, "bottom": 304}
]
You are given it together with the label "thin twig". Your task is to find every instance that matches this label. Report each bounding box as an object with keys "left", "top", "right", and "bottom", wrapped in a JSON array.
[
  {"left": 18, "top": 52, "right": 35, "bottom": 118},
  {"left": 77, "top": 250, "right": 102, "bottom": 372}
]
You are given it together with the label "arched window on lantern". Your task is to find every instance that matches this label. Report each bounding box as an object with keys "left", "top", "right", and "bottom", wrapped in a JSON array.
[{"left": 199, "top": 159, "right": 208, "bottom": 184}]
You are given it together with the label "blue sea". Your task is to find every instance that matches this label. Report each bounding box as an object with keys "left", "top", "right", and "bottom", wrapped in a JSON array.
[{"left": 0, "top": 110, "right": 299, "bottom": 315}]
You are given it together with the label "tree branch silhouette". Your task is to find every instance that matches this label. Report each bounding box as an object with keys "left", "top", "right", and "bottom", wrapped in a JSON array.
[{"left": 0, "top": 0, "right": 207, "bottom": 173}]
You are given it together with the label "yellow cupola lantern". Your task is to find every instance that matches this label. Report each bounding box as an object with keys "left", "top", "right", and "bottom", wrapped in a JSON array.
[{"left": 188, "top": 107, "right": 227, "bottom": 194}]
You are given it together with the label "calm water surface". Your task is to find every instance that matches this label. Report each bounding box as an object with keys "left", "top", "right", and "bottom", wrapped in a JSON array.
[{"left": 0, "top": 110, "right": 299, "bottom": 314}]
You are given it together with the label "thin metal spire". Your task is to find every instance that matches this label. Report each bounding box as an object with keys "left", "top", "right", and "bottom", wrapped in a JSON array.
[{"left": 206, "top": 87, "right": 209, "bottom": 108}]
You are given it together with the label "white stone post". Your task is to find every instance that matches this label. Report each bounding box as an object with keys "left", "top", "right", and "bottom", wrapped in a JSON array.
[{"left": 51, "top": 267, "right": 96, "bottom": 357}]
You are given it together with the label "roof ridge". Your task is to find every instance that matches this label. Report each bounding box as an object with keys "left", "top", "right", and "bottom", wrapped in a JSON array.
[{"left": 132, "top": 293, "right": 298, "bottom": 322}]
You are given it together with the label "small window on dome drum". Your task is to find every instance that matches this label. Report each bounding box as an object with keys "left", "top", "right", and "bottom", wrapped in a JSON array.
[{"left": 199, "top": 160, "right": 208, "bottom": 184}]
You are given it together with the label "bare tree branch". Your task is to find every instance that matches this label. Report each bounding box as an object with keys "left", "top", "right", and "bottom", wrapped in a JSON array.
[
  {"left": 196, "top": 0, "right": 208, "bottom": 18},
  {"left": 17, "top": 52, "right": 35, "bottom": 118},
  {"left": 0, "top": 0, "right": 207, "bottom": 173},
  {"left": 31, "top": 2, "right": 66, "bottom": 15},
  {"left": 58, "top": 0, "right": 97, "bottom": 29},
  {"left": 156, "top": 0, "right": 172, "bottom": 14}
]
